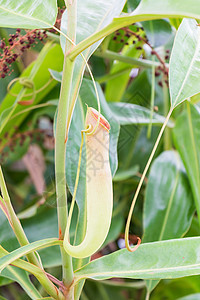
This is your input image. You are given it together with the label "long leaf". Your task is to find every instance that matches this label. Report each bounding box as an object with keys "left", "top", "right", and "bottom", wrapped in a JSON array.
[
  {"left": 0, "top": 0, "right": 57, "bottom": 28},
  {"left": 0, "top": 204, "right": 79, "bottom": 268},
  {"left": 108, "top": 102, "right": 174, "bottom": 127},
  {"left": 143, "top": 150, "right": 195, "bottom": 292},
  {"left": 0, "top": 238, "right": 62, "bottom": 273},
  {"left": 143, "top": 151, "right": 194, "bottom": 242},
  {"left": 173, "top": 103, "right": 200, "bottom": 223},
  {"left": 69, "top": 0, "right": 200, "bottom": 60},
  {"left": 75, "top": 237, "right": 200, "bottom": 282},
  {"left": 169, "top": 19, "right": 200, "bottom": 108},
  {"left": 1, "top": 266, "right": 42, "bottom": 299},
  {"left": 142, "top": 19, "right": 172, "bottom": 48}
]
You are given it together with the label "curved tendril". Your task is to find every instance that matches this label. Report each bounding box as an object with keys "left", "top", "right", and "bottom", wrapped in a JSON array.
[
  {"left": 124, "top": 107, "right": 173, "bottom": 253},
  {"left": 125, "top": 236, "right": 141, "bottom": 253},
  {"left": 7, "top": 77, "right": 35, "bottom": 98},
  {"left": 7, "top": 77, "right": 54, "bottom": 105}
]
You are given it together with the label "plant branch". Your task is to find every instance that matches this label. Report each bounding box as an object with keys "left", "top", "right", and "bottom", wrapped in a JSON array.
[
  {"left": 0, "top": 246, "right": 65, "bottom": 300},
  {"left": 0, "top": 166, "right": 41, "bottom": 267},
  {"left": 55, "top": 0, "right": 77, "bottom": 288},
  {"left": 67, "top": 15, "right": 161, "bottom": 61}
]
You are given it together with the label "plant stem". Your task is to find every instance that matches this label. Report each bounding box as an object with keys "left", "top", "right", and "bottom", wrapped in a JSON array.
[
  {"left": 0, "top": 246, "right": 65, "bottom": 300},
  {"left": 67, "top": 16, "right": 163, "bottom": 61},
  {"left": 55, "top": 0, "right": 77, "bottom": 288},
  {"left": 94, "top": 49, "right": 163, "bottom": 69},
  {"left": 0, "top": 166, "right": 41, "bottom": 267}
]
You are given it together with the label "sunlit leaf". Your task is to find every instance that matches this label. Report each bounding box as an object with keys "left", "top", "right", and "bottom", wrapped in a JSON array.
[
  {"left": 0, "top": 0, "right": 57, "bottom": 29},
  {"left": 173, "top": 103, "right": 200, "bottom": 223},
  {"left": 169, "top": 19, "right": 200, "bottom": 107},
  {"left": 75, "top": 237, "right": 200, "bottom": 282},
  {"left": 143, "top": 150, "right": 195, "bottom": 292}
]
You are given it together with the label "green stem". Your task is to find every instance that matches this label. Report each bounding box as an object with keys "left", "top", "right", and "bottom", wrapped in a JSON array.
[
  {"left": 94, "top": 50, "right": 163, "bottom": 69},
  {"left": 0, "top": 246, "right": 65, "bottom": 300},
  {"left": 67, "top": 16, "right": 160, "bottom": 61},
  {"left": 145, "top": 291, "right": 150, "bottom": 300},
  {"left": 55, "top": 0, "right": 77, "bottom": 288},
  {"left": 0, "top": 166, "right": 41, "bottom": 267}
]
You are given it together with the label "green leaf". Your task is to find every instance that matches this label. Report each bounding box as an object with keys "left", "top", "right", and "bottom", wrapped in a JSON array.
[
  {"left": 0, "top": 0, "right": 57, "bottom": 29},
  {"left": 173, "top": 103, "right": 200, "bottom": 223},
  {"left": 75, "top": 237, "right": 200, "bottom": 282},
  {"left": 69, "top": 0, "right": 200, "bottom": 60},
  {"left": 142, "top": 19, "right": 172, "bottom": 48},
  {"left": 143, "top": 151, "right": 194, "bottom": 242},
  {"left": 61, "top": 0, "right": 126, "bottom": 50},
  {"left": 143, "top": 151, "right": 195, "bottom": 292},
  {"left": 108, "top": 102, "right": 174, "bottom": 127},
  {"left": 0, "top": 238, "right": 62, "bottom": 273},
  {"left": 169, "top": 19, "right": 200, "bottom": 108},
  {"left": 151, "top": 275, "right": 200, "bottom": 299},
  {"left": 0, "top": 206, "right": 62, "bottom": 268},
  {"left": 132, "top": 0, "right": 200, "bottom": 19},
  {"left": 1, "top": 266, "right": 41, "bottom": 299},
  {"left": 169, "top": 18, "right": 182, "bottom": 30}
]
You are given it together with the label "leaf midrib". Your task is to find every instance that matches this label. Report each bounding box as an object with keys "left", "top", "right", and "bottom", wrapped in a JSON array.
[{"left": 75, "top": 260, "right": 200, "bottom": 281}]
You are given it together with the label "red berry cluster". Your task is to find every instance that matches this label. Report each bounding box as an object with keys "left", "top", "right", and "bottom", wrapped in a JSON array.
[{"left": 0, "top": 29, "right": 48, "bottom": 79}]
